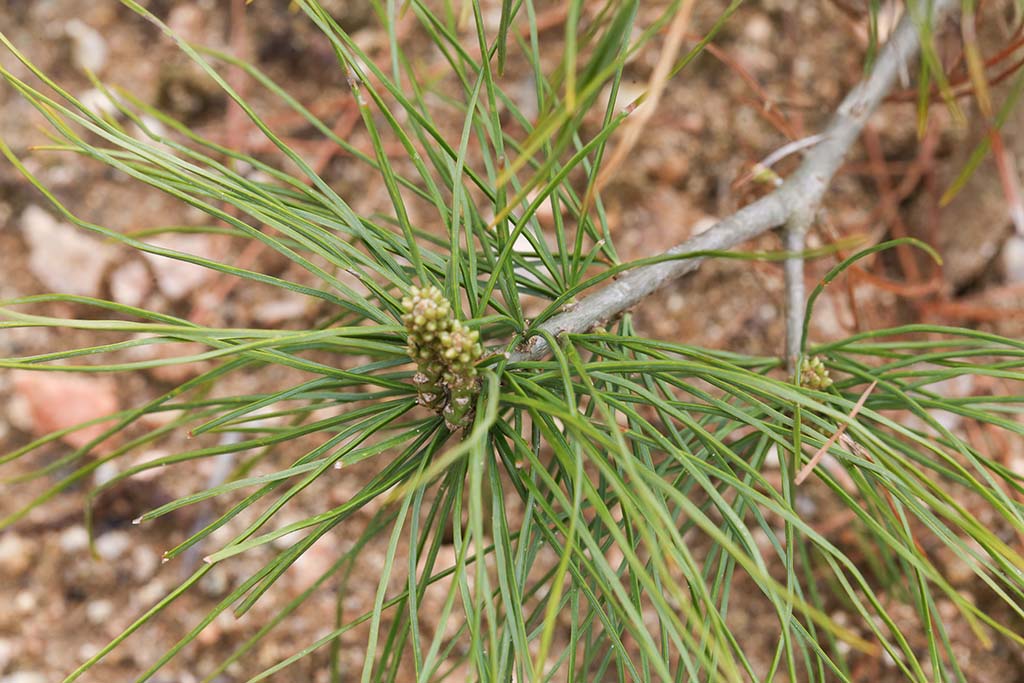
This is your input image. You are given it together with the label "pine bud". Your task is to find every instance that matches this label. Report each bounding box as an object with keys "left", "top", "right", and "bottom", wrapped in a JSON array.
[
  {"left": 799, "top": 355, "right": 833, "bottom": 390},
  {"left": 401, "top": 284, "right": 483, "bottom": 428}
]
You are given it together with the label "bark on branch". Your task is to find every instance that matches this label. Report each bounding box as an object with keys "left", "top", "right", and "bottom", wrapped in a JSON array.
[{"left": 511, "top": 0, "right": 958, "bottom": 363}]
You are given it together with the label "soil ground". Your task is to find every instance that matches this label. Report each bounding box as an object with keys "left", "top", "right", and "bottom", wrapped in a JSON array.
[{"left": 1, "top": 1, "right": 1023, "bottom": 681}]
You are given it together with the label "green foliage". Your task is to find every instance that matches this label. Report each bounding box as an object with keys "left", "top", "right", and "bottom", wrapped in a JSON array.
[{"left": 0, "top": 2, "right": 1022, "bottom": 682}]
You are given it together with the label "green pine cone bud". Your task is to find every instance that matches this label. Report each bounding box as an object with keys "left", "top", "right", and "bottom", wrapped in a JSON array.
[
  {"left": 439, "top": 321, "right": 482, "bottom": 372},
  {"left": 800, "top": 355, "right": 833, "bottom": 390},
  {"left": 401, "top": 284, "right": 483, "bottom": 429}
]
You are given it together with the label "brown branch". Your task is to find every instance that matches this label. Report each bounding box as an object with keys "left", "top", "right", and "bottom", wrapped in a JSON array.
[{"left": 510, "top": 0, "right": 959, "bottom": 363}]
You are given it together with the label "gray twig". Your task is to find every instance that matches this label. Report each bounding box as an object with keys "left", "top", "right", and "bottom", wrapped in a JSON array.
[
  {"left": 510, "top": 0, "right": 957, "bottom": 363},
  {"left": 783, "top": 207, "right": 813, "bottom": 372}
]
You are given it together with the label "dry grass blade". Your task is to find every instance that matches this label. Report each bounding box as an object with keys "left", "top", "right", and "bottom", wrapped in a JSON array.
[
  {"left": 584, "top": 0, "right": 695, "bottom": 210},
  {"left": 795, "top": 379, "right": 878, "bottom": 485}
]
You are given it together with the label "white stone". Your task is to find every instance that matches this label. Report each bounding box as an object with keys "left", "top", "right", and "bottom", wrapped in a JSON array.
[
  {"left": 13, "top": 590, "right": 36, "bottom": 613},
  {"left": 141, "top": 234, "right": 217, "bottom": 301},
  {"left": 743, "top": 13, "right": 773, "bottom": 44},
  {"left": 1003, "top": 235, "right": 1024, "bottom": 282},
  {"left": 95, "top": 530, "right": 132, "bottom": 561},
  {"left": 252, "top": 295, "right": 310, "bottom": 326},
  {"left": 92, "top": 460, "right": 120, "bottom": 487},
  {"left": 4, "top": 393, "right": 34, "bottom": 434},
  {"left": 130, "top": 545, "right": 160, "bottom": 582},
  {"left": 65, "top": 19, "right": 108, "bottom": 73},
  {"left": 0, "top": 638, "right": 13, "bottom": 671},
  {"left": 20, "top": 205, "right": 119, "bottom": 297},
  {"left": 0, "top": 533, "right": 32, "bottom": 577},
  {"left": 86, "top": 599, "right": 115, "bottom": 624},
  {"left": 78, "top": 87, "right": 121, "bottom": 118},
  {"left": 108, "top": 260, "right": 153, "bottom": 308},
  {"left": 59, "top": 525, "right": 91, "bottom": 553},
  {"left": 1, "top": 672, "right": 48, "bottom": 683}
]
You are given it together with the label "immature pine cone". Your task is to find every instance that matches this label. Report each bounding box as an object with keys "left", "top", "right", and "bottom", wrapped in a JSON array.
[
  {"left": 401, "top": 285, "right": 451, "bottom": 411},
  {"left": 799, "top": 355, "right": 833, "bottom": 390},
  {"left": 440, "top": 319, "right": 482, "bottom": 430},
  {"left": 401, "top": 285, "right": 483, "bottom": 429}
]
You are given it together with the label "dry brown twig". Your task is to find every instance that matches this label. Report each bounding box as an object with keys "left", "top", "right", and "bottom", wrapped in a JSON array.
[{"left": 510, "top": 0, "right": 960, "bottom": 364}]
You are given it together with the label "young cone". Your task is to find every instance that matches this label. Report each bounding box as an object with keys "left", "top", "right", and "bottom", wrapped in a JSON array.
[{"left": 401, "top": 285, "right": 482, "bottom": 428}]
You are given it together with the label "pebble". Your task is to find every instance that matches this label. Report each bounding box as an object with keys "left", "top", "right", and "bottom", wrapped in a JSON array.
[
  {"left": 0, "top": 637, "right": 12, "bottom": 670},
  {"left": 13, "top": 591, "right": 36, "bottom": 614},
  {"left": 167, "top": 4, "right": 205, "bottom": 44},
  {"left": 130, "top": 545, "right": 160, "bottom": 582},
  {"left": 1, "top": 672, "right": 48, "bottom": 683},
  {"left": 93, "top": 460, "right": 120, "bottom": 487},
  {"left": 136, "top": 578, "right": 169, "bottom": 607},
  {"left": 10, "top": 371, "right": 119, "bottom": 449},
  {"left": 76, "top": 643, "right": 101, "bottom": 664},
  {"left": 78, "top": 87, "right": 122, "bottom": 118},
  {"left": 1003, "top": 234, "right": 1024, "bottom": 282},
  {"left": 141, "top": 234, "right": 216, "bottom": 301},
  {"left": 86, "top": 599, "right": 114, "bottom": 624},
  {"left": 95, "top": 530, "right": 132, "bottom": 561},
  {"left": 252, "top": 295, "right": 311, "bottom": 326},
  {"left": 20, "top": 205, "right": 119, "bottom": 297},
  {"left": 1009, "top": 456, "right": 1024, "bottom": 477},
  {"left": 742, "top": 13, "right": 773, "bottom": 44},
  {"left": 198, "top": 569, "right": 230, "bottom": 598},
  {"left": 108, "top": 260, "right": 153, "bottom": 308},
  {"left": 65, "top": 19, "right": 108, "bottom": 73},
  {"left": 0, "top": 534, "right": 32, "bottom": 577},
  {"left": 59, "top": 525, "right": 91, "bottom": 554},
  {"left": 1, "top": 395, "right": 29, "bottom": 432}
]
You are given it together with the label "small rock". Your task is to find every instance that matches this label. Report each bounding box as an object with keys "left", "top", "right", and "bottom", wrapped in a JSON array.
[
  {"left": 78, "top": 87, "right": 122, "bottom": 118},
  {"left": 76, "top": 643, "right": 102, "bottom": 664},
  {"left": 141, "top": 234, "right": 217, "bottom": 301},
  {"left": 59, "top": 525, "right": 91, "bottom": 553},
  {"left": 65, "top": 19, "right": 108, "bottom": 73},
  {"left": 167, "top": 4, "right": 205, "bottom": 44},
  {"left": 198, "top": 569, "right": 230, "bottom": 598},
  {"left": 252, "top": 295, "right": 311, "bottom": 326},
  {"left": 10, "top": 371, "right": 119, "bottom": 450},
  {"left": 134, "top": 579, "right": 169, "bottom": 609},
  {"left": 939, "top": 545, "right": 977, "bottom": 586},
  {"left": 108, "top": 260, "right": 153, "bottom": 308},
  {"left": 1, "top": 672, "right": 48, "bottom": 683},
  {"left": 13, "top": 591, "right": 36, "bottom": 614},
  {"left": 130, "top": 545, "right": 160, "bottom": 582},
  {"left": 95, "top": 530, "right": 132, "bottom": 561},
  {"left": 20, "top": 205, "right": 119, "bottom": 297},
  {"left": 1003, "top": 234, "right": 1024, "bottom": 283},
  {"left": 0, "top": 638, "right": 13, "bottom": 671},
  {"left": 794, "top": 494, "right": 817, "bottom": 517},
  {"left": 3, "top": 394, "right": 32, "bottom": 434},
  {"left": 0, "top": 534, "right": 32, "bottom": 577},
  {"left": 1009, "top": 456, "right": 1024, "bottom": 477},
  {"left": 86, "top": 599, "right": 114, "bottom": 624},
  {"left": 290, "top": 537, "right": 337, "bottom": 586},
  {"left": 742, "top": 13, "right": 773, "bottom": 44},
  {"left": 93, "top": 460, "right": 120, "bottom": 487}
]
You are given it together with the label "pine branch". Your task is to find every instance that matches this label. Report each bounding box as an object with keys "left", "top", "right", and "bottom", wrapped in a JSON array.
[{"left": 511, "top": 0, "right": 958, "bottom": 363}]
